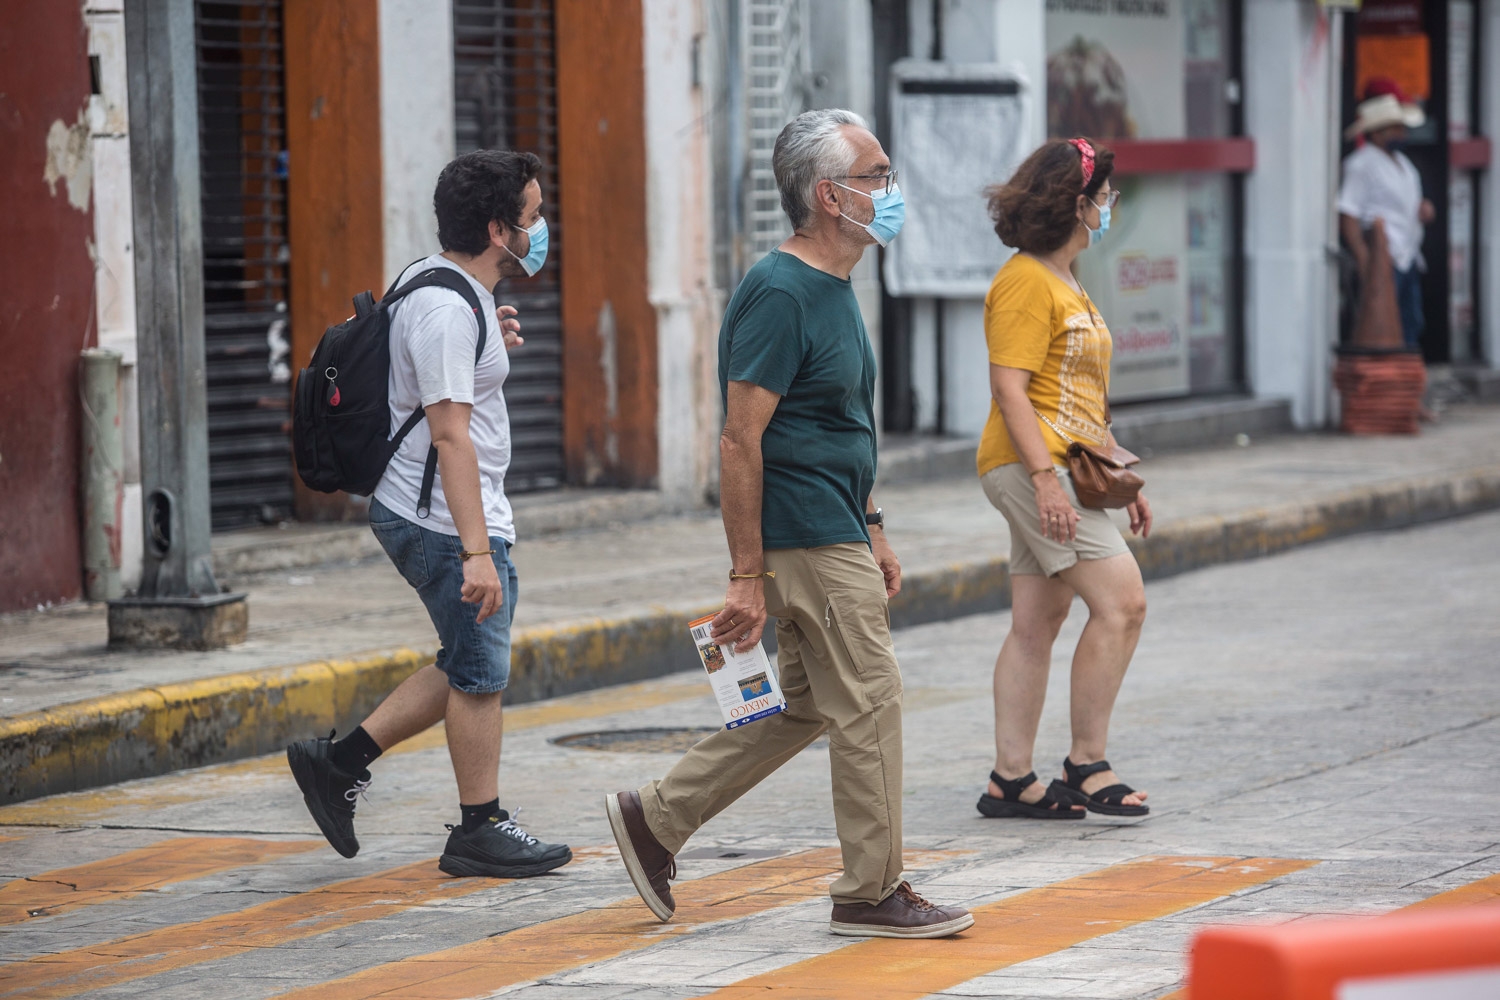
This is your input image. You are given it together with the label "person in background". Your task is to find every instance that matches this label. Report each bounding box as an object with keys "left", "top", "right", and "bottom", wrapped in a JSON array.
[
  {"left": 973, "top": 138, "right": 1152, "bottom": 822},
  {"left": 1338, "top": 79, "right": 1434, "bottom": 353},
  {"left": 604, "top": 108, "right": 973, "bottom": 941}
]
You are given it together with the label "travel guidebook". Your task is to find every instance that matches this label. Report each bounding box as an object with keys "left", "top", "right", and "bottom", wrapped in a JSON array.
[{"left": 687, "top": 613, "right": 787, "bottom": 729}]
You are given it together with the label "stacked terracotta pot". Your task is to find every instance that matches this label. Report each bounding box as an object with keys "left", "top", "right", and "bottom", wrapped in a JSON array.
[{"left": 1335, "top": 219, "right": 1425, "bottom": 435}]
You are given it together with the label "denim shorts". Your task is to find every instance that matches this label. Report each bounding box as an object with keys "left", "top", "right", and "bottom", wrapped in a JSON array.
[{"left": 369, "top": 497, "right": 518, "bottom": 694}]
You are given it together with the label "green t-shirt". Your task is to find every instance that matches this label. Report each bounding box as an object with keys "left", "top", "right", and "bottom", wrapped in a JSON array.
[{"left": 719, "top": 250, "right": 877, "bottom": 550}]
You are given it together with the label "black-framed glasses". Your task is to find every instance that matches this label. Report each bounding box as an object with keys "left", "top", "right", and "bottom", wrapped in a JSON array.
[{"left": 831, "top": 169, "right": 899, "bottom": 195}]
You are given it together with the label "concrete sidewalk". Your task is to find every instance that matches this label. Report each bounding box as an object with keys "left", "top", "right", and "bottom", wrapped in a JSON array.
[{"left": 3, "top": 405, "right": 1500, "bottom": 802}]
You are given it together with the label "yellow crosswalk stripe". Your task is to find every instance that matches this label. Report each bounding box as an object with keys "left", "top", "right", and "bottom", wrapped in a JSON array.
[
  {"left": 0, "top": 847, "right": 602, "bottom": 1000},
  {"left": 265, "top": 848, "right": 854, "bottom": 1000},
  {"left": 1157, "top": 869, "right": 1500, "bottom": 1000},
  {"left": 0, "top": 837, "right": 319, "bottom": 924},
  {"left": 696, "top": 856, "right": 1314, "bottom": 1000}
]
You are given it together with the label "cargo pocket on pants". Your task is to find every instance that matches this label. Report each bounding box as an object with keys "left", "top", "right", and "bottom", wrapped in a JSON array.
[{"left": 825, "top": 588, "right": 903, "bottom": 706}]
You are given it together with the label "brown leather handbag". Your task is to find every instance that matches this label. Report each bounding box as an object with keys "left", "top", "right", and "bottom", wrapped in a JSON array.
[{"left": 1035, "top": 409, "right": 1144, "bottom": 510}]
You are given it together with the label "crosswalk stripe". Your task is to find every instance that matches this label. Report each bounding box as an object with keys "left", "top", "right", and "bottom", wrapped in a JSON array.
[
  {"left": 1155, "top": 870, "right": 1500, "bottom": 1000},
  {"left": 263, "top": 848, "right": 855, "bottom": 1000},
  {"left": 0, "top": 837, "right": 319, "bottom": 924},
  {"left": 0, "top": 847, "right": 605, "bottom": 1000},
  {"left": 1405, "top": 870, "right": 1500, "bottom": 910},
  {"left": 694, "top": 856, "right": 1314, "bottom": 1000},
  {"left": 0, "top": 675, "right": 706, "bottom": 829}
]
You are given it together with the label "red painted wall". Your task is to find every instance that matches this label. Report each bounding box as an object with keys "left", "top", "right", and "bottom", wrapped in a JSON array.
[{"left": 0, "top": 7, "right": 96, "bottom": 611}]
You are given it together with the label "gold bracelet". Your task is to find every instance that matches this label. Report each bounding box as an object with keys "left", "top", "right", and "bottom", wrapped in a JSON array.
[
  {"left": 1028, "top": 467, "right": 1057, "bottom": 478},
  {"left": 460, "top": 548, "right": 496, "bottom": 561},
  {"left": 729, "top": 570, "right": 776, "bottom": 580}
]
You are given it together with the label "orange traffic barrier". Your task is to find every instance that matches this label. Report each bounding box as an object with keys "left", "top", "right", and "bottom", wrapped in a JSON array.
[{"left": 1187, "top": 905, "right": 1500, "bottom": 999}]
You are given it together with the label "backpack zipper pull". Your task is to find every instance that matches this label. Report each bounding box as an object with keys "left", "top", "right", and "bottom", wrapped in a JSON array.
[{"left": 325, "top": 366, "right": 340, "bottom": 407}]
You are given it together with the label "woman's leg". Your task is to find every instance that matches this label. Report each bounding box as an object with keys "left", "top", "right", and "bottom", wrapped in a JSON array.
[
  {"left": 1055, "top": 552, "right": 1148, "bottom": 806},
  {"left": 990, "top": 572, "right": 1076, "bottom": 804}
]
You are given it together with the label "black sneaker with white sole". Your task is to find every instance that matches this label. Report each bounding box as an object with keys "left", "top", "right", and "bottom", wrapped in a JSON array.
[
  {"left": 438, "top": 809, "right": 573, "bottom": 878},
  {"left": 286, "top": 731, "right": 370, "bottom": 859}
]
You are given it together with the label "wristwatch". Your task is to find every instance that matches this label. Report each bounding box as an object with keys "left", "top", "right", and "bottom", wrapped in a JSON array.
[{"left": 865, "top": 507, "right": 884, "bottom": 527}]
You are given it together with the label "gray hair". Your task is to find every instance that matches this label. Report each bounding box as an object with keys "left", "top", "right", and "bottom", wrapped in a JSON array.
[{"left": 773, "top": 108, "right": 870, "bottom": 230}]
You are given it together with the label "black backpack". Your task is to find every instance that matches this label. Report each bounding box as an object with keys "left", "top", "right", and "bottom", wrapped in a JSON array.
[{"left": 292, "top": 267, "right": 486, "bottom": 517}]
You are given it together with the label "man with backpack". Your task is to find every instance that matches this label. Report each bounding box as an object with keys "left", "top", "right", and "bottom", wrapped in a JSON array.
[{"left": 287, "top": 150, "right": 570, "bottom": 878}]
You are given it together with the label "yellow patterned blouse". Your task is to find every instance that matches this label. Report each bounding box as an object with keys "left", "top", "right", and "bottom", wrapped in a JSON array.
[{"left": 976, "top": 253, "right": 1112, "bottom": 476}]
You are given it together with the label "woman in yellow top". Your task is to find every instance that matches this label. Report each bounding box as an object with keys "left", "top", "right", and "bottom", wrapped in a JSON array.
[{"left": 974, "top": 138, "right": 1152, "bottom": 821}]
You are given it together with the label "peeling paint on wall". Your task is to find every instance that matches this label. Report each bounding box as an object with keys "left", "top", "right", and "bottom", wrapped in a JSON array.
[{"left": 44, "top": 110, "right": 93, "bottom": 212}]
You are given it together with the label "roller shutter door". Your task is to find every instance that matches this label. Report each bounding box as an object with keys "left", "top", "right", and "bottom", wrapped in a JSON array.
[
  {"left": 453, "top": 0, "right": 565, "bottom": 493},
  {"left": 195, "top": 0, "right": 295, "bottom": 529}
]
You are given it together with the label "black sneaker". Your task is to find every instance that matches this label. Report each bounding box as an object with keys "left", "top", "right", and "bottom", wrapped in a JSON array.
[
  {"left": 438, "top": 809, "right": 572, "bottom": 878},
  {"left": 286, "top": 731, "right": 370, "bottom": 859}
]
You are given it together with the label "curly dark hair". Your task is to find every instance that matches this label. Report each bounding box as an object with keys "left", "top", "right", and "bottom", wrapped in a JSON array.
[
  {"left": 985, "top": 138, "right": 1115, "bottom": 255},
  {"left": 433, "top": 150, "right": 543, "bottom": 256}
]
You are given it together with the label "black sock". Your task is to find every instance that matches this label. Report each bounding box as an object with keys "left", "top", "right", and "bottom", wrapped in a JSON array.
[
  {"left": 330, "top": 726, "right": 382, "bottom": 774},
  {"left": 460, "top": 799, "right": 504, "bottom": 833}
]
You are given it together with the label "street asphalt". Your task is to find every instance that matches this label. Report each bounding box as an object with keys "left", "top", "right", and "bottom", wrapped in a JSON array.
[{"left": 2, "top": 510, "right": 1498, "bottom": 998}]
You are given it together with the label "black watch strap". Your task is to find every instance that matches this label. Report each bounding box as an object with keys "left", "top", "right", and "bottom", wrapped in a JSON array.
[{"left": 865, "top": 507, "right": 884, "bottom": 527}]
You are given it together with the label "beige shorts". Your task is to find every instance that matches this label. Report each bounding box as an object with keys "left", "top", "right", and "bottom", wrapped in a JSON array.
[{"left": 980, "top": 462, "right": 1131, "bottom": 577}]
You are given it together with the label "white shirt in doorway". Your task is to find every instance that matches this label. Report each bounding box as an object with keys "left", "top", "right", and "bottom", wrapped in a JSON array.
[
  {"left": 373, "top": 254, "right": 515, "bottom": 543},
  {"left": 1337, "top": 143, "right": 1425, "bottom": 272}
]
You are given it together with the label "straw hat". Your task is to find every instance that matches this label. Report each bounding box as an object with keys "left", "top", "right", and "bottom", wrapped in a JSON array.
[{"left": 1345, "top": 93, "right": 1425, "bottom": 140}]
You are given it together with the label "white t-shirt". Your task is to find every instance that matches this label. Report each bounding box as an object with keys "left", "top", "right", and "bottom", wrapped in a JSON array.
[
  {"left": 372, "top": 254, "right": 515, "bottom": 542},
  {"left": 1337, "top": 143, "right": 1425, "bottom": 272}
]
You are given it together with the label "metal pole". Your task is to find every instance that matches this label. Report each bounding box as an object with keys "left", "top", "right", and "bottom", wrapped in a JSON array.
[
  {"left": 80, "top": 348, "right": 125, "bottom": 601},
  {"left": 1324, "top": 7, "right": 1346, "bottom": 429},
  {"left": 114, "top": 0, "right": 246, "bottom": 648}
]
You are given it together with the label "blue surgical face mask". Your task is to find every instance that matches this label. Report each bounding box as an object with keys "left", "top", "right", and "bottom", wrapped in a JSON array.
[
  {"left": 505, "top": 217, "right": 548, "bottom": 276},
  {"left": 831, "top": 180, "right": 906, "bottom": 247},
  {"left": 1083, "top": 202, "right": 1111, "bottom": 247}
]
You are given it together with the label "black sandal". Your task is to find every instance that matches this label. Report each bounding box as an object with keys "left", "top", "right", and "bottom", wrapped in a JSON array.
[
  {"left": 1049, "top": 758, "right": 1149, "bottom": 816},
  {"left": 977, "top": 770, "right": 1085, "bottom": 819}
]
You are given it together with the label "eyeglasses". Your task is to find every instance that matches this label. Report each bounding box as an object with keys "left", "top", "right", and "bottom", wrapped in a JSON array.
[
  {"left": 831, "top": 169, "right": 899, "bottom": 195},
  {"left": 1096, "top": 189, "right": 1121, "bottom": 209}
]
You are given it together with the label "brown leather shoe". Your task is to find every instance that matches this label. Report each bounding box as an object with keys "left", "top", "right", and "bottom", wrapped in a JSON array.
[
  {"left": 829, "top": 881, "right": 975, "bottom": 938},
  {"left": 604, "top": 791, "right": 676, "bottom": 921}
]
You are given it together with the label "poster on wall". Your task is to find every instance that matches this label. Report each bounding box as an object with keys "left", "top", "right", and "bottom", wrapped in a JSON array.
[
  {"left": 884, "top": 62, "right": 1033, "bottom": 298},
  {"left": 1047, "top": 0, "right": 1190, "bottom": 400}
]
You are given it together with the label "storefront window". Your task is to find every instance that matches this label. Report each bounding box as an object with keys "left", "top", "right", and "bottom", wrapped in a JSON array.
[{"left": 1046, "top": 0, "right": 1242, "bottom": 398}]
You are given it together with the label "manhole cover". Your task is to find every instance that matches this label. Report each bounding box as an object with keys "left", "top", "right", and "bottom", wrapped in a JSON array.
[{"left": 550, "top": 727, "right": 719, "bottom": 754}]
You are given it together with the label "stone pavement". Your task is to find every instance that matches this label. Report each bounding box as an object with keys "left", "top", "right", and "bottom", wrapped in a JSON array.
[
  {"left": 5, "top": 407, "right": 1500, "bottom": 803},
  {"left": 1, "top": 513, "right": 1498, "bottom": 998}
]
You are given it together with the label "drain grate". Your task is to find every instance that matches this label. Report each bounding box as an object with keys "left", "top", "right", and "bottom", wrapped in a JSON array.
[{"left": 550, "top": 727, "right": 719, "bottom": 754}]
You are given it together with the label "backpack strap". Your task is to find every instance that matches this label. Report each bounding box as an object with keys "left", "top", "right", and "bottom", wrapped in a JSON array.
[{"left": 380, "top": 265, "right": 491, "bottom": 519}]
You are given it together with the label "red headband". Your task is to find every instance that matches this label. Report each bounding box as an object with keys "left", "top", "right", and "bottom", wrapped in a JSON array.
[{"left": 1069, "top": 138, "right": 1095, "bottom": 190}]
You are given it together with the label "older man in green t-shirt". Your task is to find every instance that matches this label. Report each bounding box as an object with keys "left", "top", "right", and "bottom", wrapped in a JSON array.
[{"left": 605, "top": 109, "right": 974, "bottom": 940}]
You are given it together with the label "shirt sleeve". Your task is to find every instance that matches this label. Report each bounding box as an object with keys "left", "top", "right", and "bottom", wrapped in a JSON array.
[
  {"left": 984, "top": 269, "right": 1055, "bottom": 372},
  {"left": 405, "top": 300, "right": 481, "bottom": 407},
  {"left": 1337, "top": 155, "right": 1369, "bottom": 219},
  {"left": 724, "top": 287, "right": 805, "bottom": 396}
]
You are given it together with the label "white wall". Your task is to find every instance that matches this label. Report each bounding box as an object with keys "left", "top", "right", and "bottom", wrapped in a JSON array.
[
  {"left": 1243, "top": 0, "right": 1336, "bottom": 427},
  {"left": 379, "top": 0, "right": 455, "bottom": 285},
  {"left": 86, "top": 2, "right": 143, "bottom": 591},
  {"left": 1481, "top": 3, "right": 1500, "bottom": 368},
  {"left": 645, "top": 0, "right": 722, "bottom": 503}
]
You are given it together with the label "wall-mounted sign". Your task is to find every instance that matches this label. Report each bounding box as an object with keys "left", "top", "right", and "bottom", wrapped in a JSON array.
[{"left": 883, "top": 61, "right": 1032, "bottom": 298}]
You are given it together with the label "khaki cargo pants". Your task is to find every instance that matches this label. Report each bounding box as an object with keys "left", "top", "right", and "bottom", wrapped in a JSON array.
[{"left": 639, "top": 541, "right": 905, "bottom": 906}]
